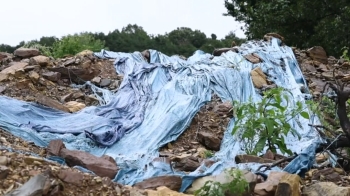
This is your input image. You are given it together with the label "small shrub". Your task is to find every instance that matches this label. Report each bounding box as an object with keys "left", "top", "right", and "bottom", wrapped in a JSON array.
[
  {"left": 194, "top": 169, "right": 249, "bottom": 196},
  {"left": 52, "top": 32, "right": 106, "bottom": 58},
  {"left": 203, "top": 150, "right": 214, "bottom": 158},
  {"left": 232, "top": 87, "right": 309, "bottom": 155}
]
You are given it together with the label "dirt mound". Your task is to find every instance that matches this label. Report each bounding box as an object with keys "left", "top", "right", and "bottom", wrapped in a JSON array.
[{"left": 0, "top": 49, "right": 121, "bottom": 113}]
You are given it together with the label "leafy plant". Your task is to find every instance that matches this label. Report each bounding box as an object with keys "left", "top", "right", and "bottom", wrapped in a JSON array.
[
  {"left": 203, "top": 150, "right": 214, "bottom": 158},
  {"left": 52, "top": 32, "right": 106, "bottom": 58},
  {"left": 232, "top": 87, "right": 310, "bottom": 155},
  {"left": 194, "top": 169, "right": 249, "bottom": 196},
  {"left": 341, "top": 46, "right": 350, "bottom": 61}
]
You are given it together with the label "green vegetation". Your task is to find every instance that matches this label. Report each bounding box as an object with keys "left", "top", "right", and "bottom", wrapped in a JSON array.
[
  {"left": 224, "top": 0, "right": 350, "bottom": 57},
  {"left": 194, "top": 169, "right": 249, "bottom": 196},
  {"left": 51, "top": 33, "right": 106, "bottom": 58},
  {"left": 232, "top": 87, "right": 310, "bottom": 155},
  {"left": 203, "top": 150, "right": 214, "bottom": 158},
  {"left": 0, "top": 24, "right": 245, "bottom": 58}
]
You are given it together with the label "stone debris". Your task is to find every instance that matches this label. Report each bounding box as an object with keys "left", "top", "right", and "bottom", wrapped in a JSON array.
[{"left": 302, "top": 182, "right": 350, "bottom": 196}]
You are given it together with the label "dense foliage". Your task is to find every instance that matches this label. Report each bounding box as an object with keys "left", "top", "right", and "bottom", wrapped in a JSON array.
[
  {"left": 232, "top": 87, "right": 309, "bottom": 155},
  {"left": 224, "top": 0, "right": 350, "bottom": 57},
  {"left": 0, "top": 24, "right": 245, "bottom": 58}
]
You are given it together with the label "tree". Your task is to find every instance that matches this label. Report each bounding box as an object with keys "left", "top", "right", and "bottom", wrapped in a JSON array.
[
  {"left": 0, "top": 44, "right": 16, "bottom": 53},
  {"left": 223, "top": 0, "right": 350, "bottom": 57},
  {"left": 211, "top": 33, "right": 217, "bottom": 40},
  {"left": 39, "top": 36, "right": 58, "bottom": 47}
]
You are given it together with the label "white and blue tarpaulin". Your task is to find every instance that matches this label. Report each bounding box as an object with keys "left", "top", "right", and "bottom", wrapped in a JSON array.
[{"left": 0, "top": 38, "right": 324, "bottom": 191}]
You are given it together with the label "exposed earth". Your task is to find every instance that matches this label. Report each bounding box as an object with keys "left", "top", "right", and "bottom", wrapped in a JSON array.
[{"left": 1, "top": 36, "right": 350, "bottom": 195}]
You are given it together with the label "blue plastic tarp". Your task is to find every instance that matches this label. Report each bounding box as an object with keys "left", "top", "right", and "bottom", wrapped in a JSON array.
[{"left": 0, "top": 38, "right": 323, "bottom": 192}]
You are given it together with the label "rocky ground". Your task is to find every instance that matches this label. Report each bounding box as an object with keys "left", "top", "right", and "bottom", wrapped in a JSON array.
[{"left": 1, "top": 42, "right": 350, "bottom": 196}]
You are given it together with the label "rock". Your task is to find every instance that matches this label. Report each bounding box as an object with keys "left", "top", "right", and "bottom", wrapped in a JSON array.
[
  {"left": 60, "top": 92, "right": 74, "bottom": 103},
  {"left": 275, "top": 173, "right": 301, "bottom": 196},
  {"left": 0, "top": 85, "right": 6, "bottom": 93},
  {"left": 85, "top": 94, "right": 100, "bottom": 105},
  {"left": 0, "top": 156, "right": 9, "bottom": 166},
  {"left": 213, "top": 101, "right": 232, "bottom": 116},
  {"left": 36, "top": 94, "right": 70, "bottom": 113},
  {"left": 5, "top": 174, "right": 48, "bottom": 196},
  {"left": 38, "top": 77, "right": 56, "bottom": 87},
  {"left": 212, "top": 48, "right": 237, "bottom": 56},
  {"left": 303, "top": 64, "right": 317, "bottom": 73},
  {"left": 197, "top": 132, "right": 221, "bottom": 151},
  {"left": 72, "top": 92, "right": 84, "bottom": 99},
  {"left": 264, "top": 33, "right": 285, "bottom": 42},
  {"left": 172, "top": 156, "right": 200, "bottom": 172},
  {"left": 0, "top": 165, "right": 9, "bottom": 180},
  {"left": 48, "top": 67, "right": 100, "bottom": 84},
  {"left": 16, "top": 79, "right": 32, "bottom": 89},
  {"left": 235, "top": 155, "right": 274, "bottom": 164},
  {"left": 62, "top": 58, "right": 75, "bottom": 67},
  {"left": 186, "top": 169, "right": 257, "bottom": 195},
  {"left": 42, "top": 71, "right": 61, "bottom": 82},
  {"left": 57, "top": 169, "right": 84, "bottom": 186},
  {"left": 254, "top": 171, "right": 288, "bottom": 196},
  {"left": 28, "top": 71, "right": 40, "bottom": 83},
  {"left": 307, "top": 46, "right": 328, "bottom": 64},
  {"left": 141, "top": 50, "right": 150, "bottom": 62},
  {"left": 146, "top": 186, "right": 193, "bottom": 196},
  {"left": 0, "top": 52, "right": 12, "bottom": 61},
  {"left": 24, "top": 65, "right": 40, "bottom": 72},
  {"left": 47, "top": 140, "right": 66, "bottom": 156},
  {"left": 321, "top": 72, "right": 334, "bottom": 80},
  {"left": 64, "top": 101, "right": 86, "bottom": 113},
  {"left": 91, "top": 76, "right": 101, "bottom": 84},
  {"left": 311, "top": 168, "right": 342, "bottom": 182},
  {"left": 244, "top": 53, "right": 261, "bottom": 64},
  {"left": 251, "top": 67, "right": 268, "bottom": 88},
  {"left": 317, "top": 64, "right": 329, "bottom": 72},
  {"left": 59, "top": 148, "right": 118, "bottom": 179},
  {"left": 76, "top": 50, "right": 93, "bottom": 56},
  {"left": 100, "top": 78, "right": 112, "bottom": 87},
  {"left": 134, "top": 176, "right": 182, "bottom": 191},
  {"left": 14, "top": 48, "right": 40, "bottom": 58},
  {"left": 32, "top": 55, "right": 50, "bottom": 67},
  {"left": 302, "top": 182, "right": 350, "bottom": 196},
  {"left": 0, "top": 73, "right": 8, "bottom": 82},
  {"left": 1, "top": 62, "right": 28, "bottom": 76},
  {"left": 109, "top": 80, "right": 120, "bottom": 89}
]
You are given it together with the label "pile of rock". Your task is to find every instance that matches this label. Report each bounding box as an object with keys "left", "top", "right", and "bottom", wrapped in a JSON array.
[{"left": 0, "top": 48, "right": 122, "bottom": 113}]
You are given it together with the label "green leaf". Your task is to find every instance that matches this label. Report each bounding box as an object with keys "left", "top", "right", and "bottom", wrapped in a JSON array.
[
  {"left": 300, "top": 111, "right": 310, "bottom": 119},
  {"left": 265, "top": 118, "right": 275, "bottom": 135}
]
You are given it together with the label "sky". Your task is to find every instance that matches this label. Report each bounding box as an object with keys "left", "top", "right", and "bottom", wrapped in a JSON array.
[{"left": 0, "top": 0, "right": 245, "bottom": 46}]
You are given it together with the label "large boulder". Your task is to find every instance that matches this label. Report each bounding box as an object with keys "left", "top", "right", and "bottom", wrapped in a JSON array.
[
  {"left": 14, "top": 48, "right": 40, "bottom": 58},
  {"left": 307, "top": 46, "right": 328, "bottom": 64}
]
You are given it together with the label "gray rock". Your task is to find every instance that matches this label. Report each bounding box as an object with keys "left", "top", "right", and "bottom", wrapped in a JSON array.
[
  {"left": 100, "top": 78, "right": 112, "bottom": 87},
  {"left": 42, "top": 71, "right": 61, "bottom": 82},
  {"left": 14, "top": 48, "right": 40, "bottom": 58},
  {"left": 5, "top": 174, "right": 48, "bottom": 196}
]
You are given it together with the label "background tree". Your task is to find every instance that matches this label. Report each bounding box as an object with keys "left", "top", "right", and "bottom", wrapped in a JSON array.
[
  {"left": 223, "top": 0, "right": 350, "bottom": 57},
  {"left": 0, "top": 24, "right": 245, "bottom": 58}
]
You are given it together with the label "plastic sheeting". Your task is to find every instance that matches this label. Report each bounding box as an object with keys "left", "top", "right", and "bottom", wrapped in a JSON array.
[{"left": 0, "top": 38, "right": 323, "bottom": 192}]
